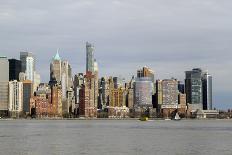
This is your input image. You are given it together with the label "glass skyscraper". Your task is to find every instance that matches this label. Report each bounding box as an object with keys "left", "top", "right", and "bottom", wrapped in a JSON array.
[
  {"left": 185, "top": 68, "right": 203, "bottom": 110},
  {"left": 202, "top": 72, "right": 212, "bottom": 110},
  {"left": 20, "top": 52, "right": 35, "bottom": 82}
]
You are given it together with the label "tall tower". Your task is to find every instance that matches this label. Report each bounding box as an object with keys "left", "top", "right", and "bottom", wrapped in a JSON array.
[
  {"left": 20, "top": 52, "right": 35, "bottom": 82},
  {"left": 9, "top": 80, "right": 23, "bottom": 118},
  {"left": 0, "top": 56, "right": 9, "bottom": 116},
  {"left": 202, "top": 72, "right": 212, "bottom": 110},
  {"left": 8, "top": 59, "right": 22, "bottom": 81},
  {"left": 50, "top": 51, "right": 62, "bottom": 83},
  {"left": 86, "top": 42, "right": 94, "bottom": 73},
  {"left": 185, "top": 68, "right": 203, "bottom": 110}
]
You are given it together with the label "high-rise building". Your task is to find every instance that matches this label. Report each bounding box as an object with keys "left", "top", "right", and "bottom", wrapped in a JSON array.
[
  {"left": 162, "top": 79, "right": 178, "bottom": 106},
  {"left": 137, "top": 66, "right": 155, "bottom": 82},
  {"left": 86, "top": 42, "right": 94, "bottom": 73},
  {"left": 20, "top": 52, "right": 35, "bottom": 82},
  {"left": 0, "top": 56, "right": 9, "bottom": 116},
  {"left": 9, "top": 80, "right": 23, "bottom": 118},
  {"left": 202, "top": 72, "right": 212, "bottom": 110},
  {"left": 50, "top": 52, "right": 73, "bottom": 101},
  {"left": 22, "top": 80, "right": 33, "bottom": 114},
  {"left": 79, "top": 72, "right": 97, "bottom": 117},
  {"left": 178, "top": 81, "right": 185, "bottom": 94},
  {"left": 20, "top": 52, "right": 34, "bottom": 72},
  {"left": 185, "top": 68, "right": 203, "bottom": 110},
  {"left": 50, "top": 51, "right": 62, "bottom": 83},
  {"left": 8, "top": 59, "right": 22, "bottom": 81},
  {"left": 156, "top": 80, "right": 163, "bottom": 106},
  {"left": 134, "top": 77, "right": 154, "bottom": 108}
]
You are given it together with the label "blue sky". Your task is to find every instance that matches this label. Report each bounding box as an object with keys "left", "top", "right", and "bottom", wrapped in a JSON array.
[{"left": 0, "top": 0, "right": 231, "bottom": 109}]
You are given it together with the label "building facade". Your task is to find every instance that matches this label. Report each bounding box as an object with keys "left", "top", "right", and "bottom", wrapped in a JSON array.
[
  {"left": 0, "top": 56, "right": 9, "bottom": 116},
  {"left": 134, "top": 77, "right": 153, "bottom": 108},
  {"left": 86, "top": 42, "right": 94, "bottom": 73},
  {"left": 202, "top": 72, "right": 212, "bottom": 110},
  {"left": 185, "top": 68, "right": 203, "bottom": 110},
  {"left": 9, "top": 81, "right": 23, "bottom": 117},
  {"left": 9, "top": 59, "right": 22, "bottom": 81}
]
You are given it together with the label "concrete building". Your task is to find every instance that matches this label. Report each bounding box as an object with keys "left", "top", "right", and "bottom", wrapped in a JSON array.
[
  {"left": 23, "top": 80, "right": 33, "bottom": 114},
  {"left": 9, "top": 80, "right": 23, "bottom": 118},
  {"left": 86, "top": 42, "right": 94, "bottom": 73},
  {"left": 50, "top": 51, "right": 62, "bottom": 83},
  {"left": 134, "top": 77, "right": 153, "bottom": 108},
  {"left": 33, "top": 71, "right": 41, "bottom": 91},
  {"left": 137, "top": 66, "right": 155, "bottom": 82},
  {"left": 8, "top": 59, "right": 22, "bottom": 81},
  {"left": 30, "top": 83, "right": 62, "bottom": 118},
  {"left": 50, "top": 52, "right": 73, "bottom": 115},
  {"left": 162, "top": 79, "right": 178, "bottom": 106},
  {"left": 79, "top": 72, "right": 97, "bottom": 117},
  {"left": 0, "top": 56, "right": 9, "bottom": 117}
]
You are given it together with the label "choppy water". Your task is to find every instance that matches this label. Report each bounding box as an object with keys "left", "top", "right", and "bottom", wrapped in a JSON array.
[{"left": 0, "top": 119, "right": 232, "bottom": 155}]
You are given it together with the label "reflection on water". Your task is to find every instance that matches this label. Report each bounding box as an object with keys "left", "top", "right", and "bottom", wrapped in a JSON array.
[{"left": 0, "top": 120, "right": 232, "bottom": 155}]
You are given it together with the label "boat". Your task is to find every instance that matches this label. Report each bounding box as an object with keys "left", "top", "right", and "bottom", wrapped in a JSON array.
[
  {"left": 173, "top": 112, "right": 181, "bottom": 121},
  {"left": 164, "top": 111, "right": 171, "bottom": 120},
  {"left": 140, "top": 117, "right": 148, "bottom": 121}
]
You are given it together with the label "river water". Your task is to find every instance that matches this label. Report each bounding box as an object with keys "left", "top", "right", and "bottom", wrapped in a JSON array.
[{"left": 0, "top": 119, "right": 232, "bottom": 155}]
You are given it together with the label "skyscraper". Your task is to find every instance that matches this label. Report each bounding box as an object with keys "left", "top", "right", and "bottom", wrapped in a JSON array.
[
  {"left": 0, "top": 56, "right": 9, "bottom": 116},
  {"left": 50, "top": 51, "right": 62, "bottom": 83},
  {"left": 79, "top": 72, "right": 97, "bottom": 117},
  {"left": 8, "top": 59, "right": 22, "bottom": 81},
  {"left": 50, "top": 52, "right": 73, "bottom": 101},
  {"left": 137, "top": 66, "right": 155, "bottom": 82},
  {"left": 23, "top": 80, "right": 33, "bottom": 114},
  {"left": 202, "top": 72, "right": 212, "bottom": 110},
  {"left": 20, "top": 52, "right": 35, "bottom": 82},
  {"left": 9, "top": 80, "right": 23, "bottom": 118},
  {"left": 134, "top": 77, "right": 154, "bottom": 108},
  {"left": 162, "top": 79, "right": 178, "bottom": 106},
  {"left": 185, "top": 68, "right": 203, "bottom": 110},
  {"left": 86, "top": 42, "right": 94, "bottom": 73}
]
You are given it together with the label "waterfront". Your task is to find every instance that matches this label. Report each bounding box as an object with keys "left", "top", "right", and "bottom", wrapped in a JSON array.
[{"left": 0, "top": 120, "right": 232, "bottom": 155}]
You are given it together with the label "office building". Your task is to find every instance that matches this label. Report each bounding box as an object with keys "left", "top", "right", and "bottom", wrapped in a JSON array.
[
  {"left": 86, "top": 42, "right": 94, "bottom": 73},
  {"left": 185, "top": 68, "right": 203, "bottom": 110},
  {"left": 134, "top": 77, "right": 153, "bottom": 108},
  {"left": 202, "top": 72, "right": 212, "bottom": 110},
  {"left": 23, "top": 80, "right": 33, "bottom": 114},
  {"left": 0, "top": 56, "right": 9, "bottom": 116},
  {"left": 9, "top": 80, "right": 23, "bottom": 118},
  {"left": 137, "top": 66, "right": 155, "bottom": 82},
  {"left": 8, "top": 59, "right": 22, "bottom": 81},
  {"left": 20, "top": 52, "right": 35, "bottom": 82}
]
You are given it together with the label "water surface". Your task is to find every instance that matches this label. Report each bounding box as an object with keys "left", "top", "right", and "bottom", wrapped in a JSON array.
[{"left": 0, "top": 119, "right": 232, "bottom": 155}]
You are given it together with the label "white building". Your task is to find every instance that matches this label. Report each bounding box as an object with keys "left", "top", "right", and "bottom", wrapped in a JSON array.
[
  {"left": 9, "top": 80, "right": 23, "bottom": 117},
  {"left": 26, "top": 56, "right": 34, "bottom": 82}
]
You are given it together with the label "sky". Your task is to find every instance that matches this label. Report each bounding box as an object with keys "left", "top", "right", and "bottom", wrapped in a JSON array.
[{"left": 0, "top": 0, "right": 231, "bottom": 109}]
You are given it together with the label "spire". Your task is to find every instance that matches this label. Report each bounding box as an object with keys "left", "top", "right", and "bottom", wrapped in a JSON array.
[{"left": 54, "top": 48, "right": 61, "bottom": 60}]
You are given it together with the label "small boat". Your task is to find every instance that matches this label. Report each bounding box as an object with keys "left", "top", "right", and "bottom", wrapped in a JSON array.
[
  {"left": 173, "top": 112, "right": 181, "bottom": 121},
  {"left": 140, "top": 117, "right": 148, "bottom": 121}
]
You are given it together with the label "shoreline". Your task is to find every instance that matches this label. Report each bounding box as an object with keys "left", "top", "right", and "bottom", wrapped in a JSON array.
[{"left": 0, "top": 118, "right": 231, "bottom": 121}]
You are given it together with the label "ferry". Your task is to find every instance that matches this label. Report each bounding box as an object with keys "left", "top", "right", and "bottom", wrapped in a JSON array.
[{"left": 140, "top": 117, "right": 149, "bottom": 121}]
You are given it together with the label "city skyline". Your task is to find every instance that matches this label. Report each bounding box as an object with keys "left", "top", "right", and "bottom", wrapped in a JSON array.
[{"left": 1, "top": 0, "right": 231, "bottom": 109}]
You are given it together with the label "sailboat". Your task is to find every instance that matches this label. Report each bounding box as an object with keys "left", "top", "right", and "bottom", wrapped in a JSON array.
[{"left": 173, "top": 112, "right": 181, "bottom": 121}]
